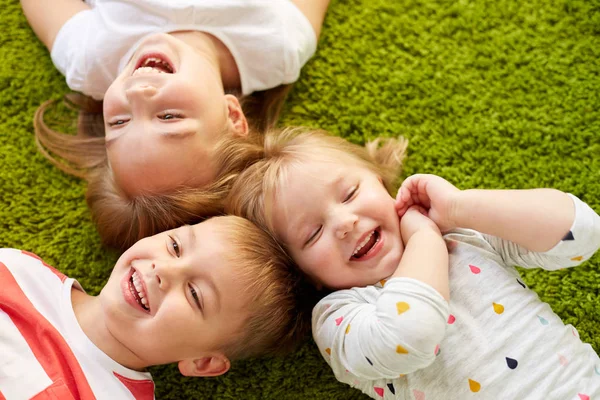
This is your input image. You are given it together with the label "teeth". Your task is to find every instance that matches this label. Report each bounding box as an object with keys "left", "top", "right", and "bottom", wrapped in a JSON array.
[
  {"left": 131, "top": 271, "right": 147, "bottom": 302},
  {"left": 143, "top": 57, "right": 166, "bottom": 67},
  {"left": 353, "top": 231, "right": 375, "bottom": 256},
  {"left": 132, "top": 66, "right": 165, "bottom": 76},
  {"left": 132, "top": 57, "right": 173, "bottom": 76},
  {"left": 144, "top": 57, "right": 160, "bottom": 65}
]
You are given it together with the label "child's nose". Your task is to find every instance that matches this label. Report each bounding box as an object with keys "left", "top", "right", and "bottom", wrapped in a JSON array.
[
  {"left": 153, "top": 261, "right": 182, "bottom": 290},
  {"left": 125, "top": 84, "right": 158, "bottom": 102},
  {"left": 151, "top": 263, "right": 163, "bottom": 287},
  {"left": 335, "top": 213, "right": 358, "bottom": 240}
]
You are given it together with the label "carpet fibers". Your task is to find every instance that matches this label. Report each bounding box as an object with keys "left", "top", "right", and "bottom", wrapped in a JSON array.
[{"left": 1, "top": 0, "right": 599, "bottom": 398}]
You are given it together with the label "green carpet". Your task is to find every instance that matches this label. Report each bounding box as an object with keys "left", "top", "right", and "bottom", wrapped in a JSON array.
[{"left": 1, "top": 0, "right": 599, "bottom": 398}]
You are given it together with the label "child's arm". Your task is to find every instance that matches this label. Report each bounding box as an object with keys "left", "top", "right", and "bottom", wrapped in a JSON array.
[
  {"left": 20, "top": 0, "right": 89, "bottom": 51},
  {"left": 391, "top": 206, "right": 450, "bottom": 301},
  {"left": 396, "top": 174, "right": 574, "bottom": 252},
  {"left": 312, "top": 208, "right": 449, "bottom": 381},
  {"left": 396, "top": 174, "right": 600, "bottom": 270},
  {"left": 479, "top": 193, "right": 600, "bottom": 270},
  {"left": 313, "top": 278, "right": 449, "bottom": 381},
  {"left": 291, "top": 0, "right": 331, "bottom": 39},
  {"left": 452, "top": 188, "right": 574, "bottom": 252}
]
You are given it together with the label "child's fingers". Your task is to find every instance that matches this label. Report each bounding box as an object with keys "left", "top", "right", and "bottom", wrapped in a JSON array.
[
  {"left": 415, "top": 178, "right": 432, "bottom": 209},
  {"left": 401, "top": 174, "right": 432, "bottom": 209},
  {"left": 395, "top": 186, "right": 413, "bottom": 213},
  {"left": 411, "top": 205, "right": 428, "bottom": 216},
  {"left": 397, "top": 205, "right": 409, "bottom": 217},
  {"left": 394, "top": 186, "right": 404, "bottom": 203},
  {"left": 398, "top": 184, "right": 412, "bottom": 202}
]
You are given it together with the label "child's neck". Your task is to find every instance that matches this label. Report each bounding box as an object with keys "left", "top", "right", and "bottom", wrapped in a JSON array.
[
  {"left": 170, "top": 31, "right": 241, "bottom": 92},
  {"left": 70, "top": 288, "right": 147, "bottom": 372}
]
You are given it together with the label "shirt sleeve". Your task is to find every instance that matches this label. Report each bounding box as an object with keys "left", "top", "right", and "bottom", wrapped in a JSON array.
[
  {"left": 280, "top": 2, "right": 318, "bottom": 84},
  {"left": 312, "top": 278, "right": 449, "bottom": 381},
  {"left": 482, "top": 194, "right": 600, "bottom": 270},
  {"left": 50, "top": 9, "right": 96, "bottom": 97}
]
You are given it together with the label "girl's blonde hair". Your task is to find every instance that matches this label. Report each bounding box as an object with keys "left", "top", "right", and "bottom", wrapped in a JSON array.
[
  {"left": 203, "top": 216, "right": 318, "bottom": 360},
  {"left": 33, "top": 86, "right": 290, "bottom": 250},
  {"left": 225, "top": 127, "right": 408, "bottom": 243}
]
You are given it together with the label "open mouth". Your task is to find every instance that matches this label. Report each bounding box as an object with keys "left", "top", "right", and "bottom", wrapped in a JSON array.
[
  {"left": 132, "top": 53, "right": 175, "bottom": 76},
  {"left": 128, "top": 270, "right": 150, "bottom": 312},
  {"left": 351, "top": 228, "right": 381, "bottom": 260}
]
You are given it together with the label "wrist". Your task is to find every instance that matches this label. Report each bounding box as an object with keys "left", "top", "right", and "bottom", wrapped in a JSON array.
[
  {"left": 406, "top": 225, "right": 442, "bottom": 244},
  {"left": 449, "top": 190, "right": 468, "bottom": 229}
]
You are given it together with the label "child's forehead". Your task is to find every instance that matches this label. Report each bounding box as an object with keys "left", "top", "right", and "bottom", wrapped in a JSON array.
[
  {"left": 186, "top": 218, "right": 229, "bottom": 235},
  {"left": 285, "top": 153, "right": 372, "bottom": 185},
  {"left": 181, "top": 220, "right": 232, "bottom": 256},
  {"left": 294, "top": 146, "right": 358, "bottom": 165}
]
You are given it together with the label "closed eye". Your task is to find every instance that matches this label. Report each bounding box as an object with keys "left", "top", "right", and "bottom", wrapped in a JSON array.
[
  {"left": 343, "top": 185, "right": 359, "bottom": 203},
  {"left": 304, "top": 225, "right": 323, "bottom": 247}
]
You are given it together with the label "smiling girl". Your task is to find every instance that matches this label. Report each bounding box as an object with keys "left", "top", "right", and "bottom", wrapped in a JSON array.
[
  {"left": 226, "top": 127, "right": 600, "bottom": 399},
  {"left": 21, "top": 0, "right": 330, "bottom": 249}
]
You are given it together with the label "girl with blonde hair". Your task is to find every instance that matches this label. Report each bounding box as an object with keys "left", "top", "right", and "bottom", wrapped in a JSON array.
[
  {"left": 21, "top": 0, "right": 330, "bottom": 249},
  {"left": 226, "top": 127, "right": 600, "bottom": 399}
]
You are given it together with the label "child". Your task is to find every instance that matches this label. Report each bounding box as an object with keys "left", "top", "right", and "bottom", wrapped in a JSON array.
[
  {"left": 226, "top": 127, "right": 600, "bottom": 399},
  {"left": 0, "top": 216, "right": 313, "bottom": 399},
  {"left": 20, "top": 0, "right": 330, "bottom": 250}
]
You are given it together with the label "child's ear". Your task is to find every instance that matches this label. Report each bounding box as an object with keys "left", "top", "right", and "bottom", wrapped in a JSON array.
[
  {"left": 224, "top": 94, "right": 249, "bottom": 138},
  {"left": 178, "top": 355, "right": 231, "bottom": 377}
]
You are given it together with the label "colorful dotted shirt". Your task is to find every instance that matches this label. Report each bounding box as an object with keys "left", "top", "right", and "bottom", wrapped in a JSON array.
[{"left": 313, "top": 194, "right": 600, "bottom": 400}]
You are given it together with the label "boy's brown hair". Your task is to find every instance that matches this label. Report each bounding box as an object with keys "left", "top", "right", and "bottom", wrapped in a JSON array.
[
  {"left": 225, "top": 127, "right": 408, "bottom": 244},
  {"left": 33, "top": 86, "right": 289, "bottom": 250},
  {"left": 214, "top": 216, "right": 317, "bottom": 359}
]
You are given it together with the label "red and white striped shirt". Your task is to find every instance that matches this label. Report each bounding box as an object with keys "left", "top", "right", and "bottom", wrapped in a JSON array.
[{"left": 0, "top": 249, "right": 155, "bottom": 400}]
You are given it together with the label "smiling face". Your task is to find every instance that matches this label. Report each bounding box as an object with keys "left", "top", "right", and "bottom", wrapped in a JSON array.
[
  {"left": 103, "top": 33, "right": 246, "bottom": 196},
  {"left": 98, "top": 218, "right": 250, "bottom": 370},
  {"left": 272, "top": 158, "right": 404, "bottom": 289}
]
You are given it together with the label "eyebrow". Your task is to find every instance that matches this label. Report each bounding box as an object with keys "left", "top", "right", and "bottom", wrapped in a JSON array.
[
  {"left": 204, "top": 270, "right": 221, "bottom": 318},
  {"left": 105, "top": 135, "right": 120, "bottom": 148},
  {"left": 187, "top": 224, "right": 197, "bottom": 245},
  {"left": 290, "top": 207, "right": 320, "bottom": 250},
  {"left": 292, "top": 174, "right": 346, "bottom": 249},
  {"left": 160, "top": 130, "right": 196, "bottom": 140},
  {"left": 104, "top": 130, "right": 196, "bottom": 148},
  {"left": 187, "top": 225, "right": 221, "bottom": 316},
  {"left": 332, "top": 175, "right": 345, "bottom": 188}
]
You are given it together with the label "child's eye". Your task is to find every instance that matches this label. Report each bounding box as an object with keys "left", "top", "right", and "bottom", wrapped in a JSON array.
[
  {"left": 189, "top": 284, "right": 203, "bottom": 311},
  {"left": 168, "top": 235, "right": 181, "bottom": 257},
  {"left": 343, "top": 185, "right": 359, "bottom": 203},
  {"left": 158, "top": 112, "right": 184, "bottom": 120},
  {"left": 108, "top": 118, "right": 130, "bottom": 127},
  {"left": 305, "top": 225, "right": 323, "bottom": 246}
]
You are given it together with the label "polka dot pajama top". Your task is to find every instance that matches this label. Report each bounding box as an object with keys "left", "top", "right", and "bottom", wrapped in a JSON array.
[{"left": 313, "top": 194, "right": 600, "bottom": 400}]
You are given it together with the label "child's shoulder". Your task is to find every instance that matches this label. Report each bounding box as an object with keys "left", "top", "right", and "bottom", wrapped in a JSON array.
[
  {"left": 0, "top": 247, "right": 22, "bottom": 256},
  {"left": 0, "top": 248, "right": 67, "bottom": 283},
  {"left": 443, "top": 228, "right": 495, "bottom": 252},
  {"left": 1, "top": 248, "right": 51, "bottom": 264},
  {"left": 0, "top": 248, "right": 35, "bottom": 265}
]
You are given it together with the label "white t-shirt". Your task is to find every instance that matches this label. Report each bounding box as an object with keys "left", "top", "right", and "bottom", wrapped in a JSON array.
[
  {"left": 313, "top": 195, "right": 600, "bottom": 400},
  {"left": 0, "top": 249, "right": 154, "bottom": 399},
  {"left": 51, "top": 0, "right": 317, "bottom": 100}
]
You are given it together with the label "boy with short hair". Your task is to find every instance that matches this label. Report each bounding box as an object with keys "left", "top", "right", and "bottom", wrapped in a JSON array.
[{"left": 0, "top": 216, "right": 312, "bottom": 399}]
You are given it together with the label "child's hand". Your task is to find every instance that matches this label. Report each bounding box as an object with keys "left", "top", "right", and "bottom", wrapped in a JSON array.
[
  {"left": 395, "top": 174, "right": 461, "bottom": 232},
  {"left": 400, "top": 205, "right": 441, "bottom": 246}
]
